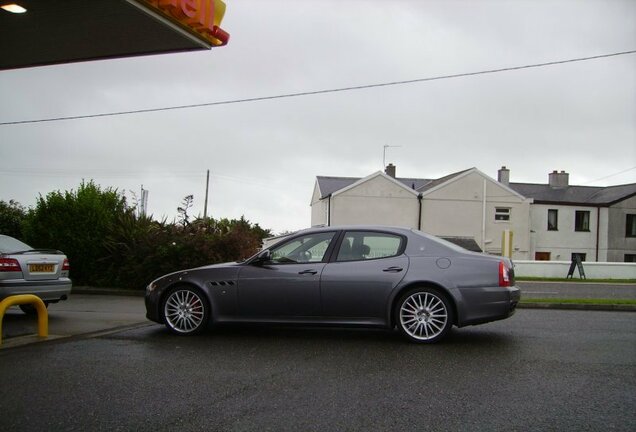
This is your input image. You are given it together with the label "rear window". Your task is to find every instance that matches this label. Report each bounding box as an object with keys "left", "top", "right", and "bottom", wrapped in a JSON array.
[
  {"left": 0, "top": 235, "right": 32, "bottom": 254},
  {"left": 336, "top": 231, "right": 404, "bottom": 262}
]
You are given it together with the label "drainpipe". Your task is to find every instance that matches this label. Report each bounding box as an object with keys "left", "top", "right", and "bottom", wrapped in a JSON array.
[
  {"left": 596, "top": 206, "right": 600, "bottom": 261},
  {"left": 417, "top": 193, "right": 423, "bottom": 230},
  {"left": 327, "top": 195, "right": 331, "bottom": 227},
  {"left": 482, "top": 179, "right": 487, "bottom": 252}
]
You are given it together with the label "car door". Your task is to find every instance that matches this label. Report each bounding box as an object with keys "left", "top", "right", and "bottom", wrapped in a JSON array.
[
  {"left": 320, "top": 230, "right": 409, "bottom": 320},
  {"left": 237, "top": 231, "right": 337, "bottom": 318}
]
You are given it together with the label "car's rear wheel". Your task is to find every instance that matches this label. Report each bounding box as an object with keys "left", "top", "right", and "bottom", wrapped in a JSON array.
[
  {"left": 162, "top": 286, "right": 210, "bottom": 335},
  {"left": 19, "top": 302, "right": 48, "bottom": 315},
  {"left": 396, "top": 287, "right": 453, "bottom": 343}
]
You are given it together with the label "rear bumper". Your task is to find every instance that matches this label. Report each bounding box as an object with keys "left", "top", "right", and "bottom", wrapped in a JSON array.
[
  {"left": 0, "top": 278, "right": 72, "bottom": 303},
  {"left": 457, "top": 285, "right": 520, "bottom": 327}
]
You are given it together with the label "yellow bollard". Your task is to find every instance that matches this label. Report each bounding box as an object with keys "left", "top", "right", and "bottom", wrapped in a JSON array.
[{"left": 0, "top": 294, "right": 48, "bottom": 345}]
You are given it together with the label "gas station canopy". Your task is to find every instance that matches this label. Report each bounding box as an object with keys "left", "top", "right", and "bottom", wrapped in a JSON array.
[{"left": 0, "top": 0, "right": 229, "bottom": 70}]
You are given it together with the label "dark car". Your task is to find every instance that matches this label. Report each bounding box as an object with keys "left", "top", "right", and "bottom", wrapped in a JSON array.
[
  {"left": 145, "top": 226, "right": 520, "bottom": 343},
  {"left": 0, "top": 234, "right": 71, "bottom": 314}
]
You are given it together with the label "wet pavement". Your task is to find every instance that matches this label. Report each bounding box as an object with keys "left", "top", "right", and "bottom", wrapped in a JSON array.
[{"left": 1, "top": 294, "right": 148, "bottom": 348}]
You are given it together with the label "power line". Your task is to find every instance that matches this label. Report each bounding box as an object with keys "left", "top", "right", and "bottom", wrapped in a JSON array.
[
  {"left": 1, "top": 50, "right": 635, "bottom": 126},
  {"left": 581, "top": 166, "right": 636, "bottom": 185},
  {"left": 0, "top": 167, "right": 276, "bottom": 184}
]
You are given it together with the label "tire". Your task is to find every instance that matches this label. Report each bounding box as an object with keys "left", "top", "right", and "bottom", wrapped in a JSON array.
[
  {"left": 395, "top": 287, "right": 454, "bottom": 344},
  {"left": 19, "top": 302, "right": 48, "bottom": 315},
  {"left": 162, "top": 286, "right": 210, "bottom": 335}
]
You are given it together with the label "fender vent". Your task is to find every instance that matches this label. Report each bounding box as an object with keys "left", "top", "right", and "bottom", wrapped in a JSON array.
[{"left": 209, "top": 280, "right": 235, "bottom": 286}]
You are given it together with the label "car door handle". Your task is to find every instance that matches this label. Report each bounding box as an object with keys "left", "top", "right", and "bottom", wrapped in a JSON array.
[
  {"left": 298, "top": 269, "right": 318, "bottom": 275},
  {"left": 382, "top": 266, "right": 403, "bottom": 273}
]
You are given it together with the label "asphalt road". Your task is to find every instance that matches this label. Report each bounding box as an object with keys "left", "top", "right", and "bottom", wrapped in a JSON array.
[{"left": 0, "top": 309, "right": 634, "bottom": 432}]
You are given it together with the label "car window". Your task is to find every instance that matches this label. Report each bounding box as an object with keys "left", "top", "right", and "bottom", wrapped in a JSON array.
[
  {"left": 336, "top": 231, "right": 403, "bottom": 262},
  {"left": 270, "top": 232, "right": 336, "bottom": 264},
  {"left": 0, "top": 235, "right": 32, "bottom": 254}
]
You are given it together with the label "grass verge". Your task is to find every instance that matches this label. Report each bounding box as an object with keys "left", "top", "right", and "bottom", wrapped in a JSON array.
[
  {"left": 520, "top": 298, "right": 636, "bottom": 305},
  {"left": 517, "top": 277, "right": 636, "bottom": 284}
]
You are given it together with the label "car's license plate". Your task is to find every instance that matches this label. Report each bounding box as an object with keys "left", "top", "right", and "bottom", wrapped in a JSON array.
[{"left": 29, "top": 264, "right": 55, "bottom": 273}]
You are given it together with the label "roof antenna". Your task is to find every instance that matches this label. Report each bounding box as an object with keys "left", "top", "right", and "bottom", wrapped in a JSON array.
[{"left": 383, "top": 144, "right": 402, "bottom": 168}]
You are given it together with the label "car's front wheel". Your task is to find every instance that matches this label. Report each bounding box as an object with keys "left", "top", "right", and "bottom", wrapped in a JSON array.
[
  {"left": 396, "top": 287, "right": 454, "bottom": 343},
  {"left": 162, "top": 286, "right": 210, "bottom": 335}
]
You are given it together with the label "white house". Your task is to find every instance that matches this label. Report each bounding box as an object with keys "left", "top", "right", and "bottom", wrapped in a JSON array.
[
  {"left": 311, "top": 165, "right": 533, "bottom": 260},
  {"left": 505, "top": 169, "right": 636, "bottom": 262},
  {"left": 311, "top": 165, "right": 636, "bottom": 262}
]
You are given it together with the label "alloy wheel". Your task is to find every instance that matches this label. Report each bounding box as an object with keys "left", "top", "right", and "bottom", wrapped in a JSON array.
[
  {"left": 399, "top": 291, "right": 449, "bottom": 341},
  {"left": 163, "top": 289, "right": 207, "bottom": 334}
]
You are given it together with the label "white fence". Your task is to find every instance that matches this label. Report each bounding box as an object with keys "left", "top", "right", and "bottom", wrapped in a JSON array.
[{"left": 514, "top": 261, "right": 636, "bottom": 279}]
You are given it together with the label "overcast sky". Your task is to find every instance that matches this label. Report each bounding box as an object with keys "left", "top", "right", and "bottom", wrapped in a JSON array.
[{"left": 1, "top": 0, "right": 635, "bottom": 234}]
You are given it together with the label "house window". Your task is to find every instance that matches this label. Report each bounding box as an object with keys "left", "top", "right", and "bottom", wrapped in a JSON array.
[
  {"left": 535, "top": 252, "right": 551, "bottom": 261},
  {"left": 575, "top": 211, "right": 590, "bottom": 232},
  {"left": 495, "top": 207, "right": 510, "bottom": 221},
  {"left": 626, "top": 214, "right": 636, "bottom": 237},
  {"left": 547, "top": 209, "right": 558, "bottom": 231},
  {"left": 625, "top": 254, "right": 636, "bottom": 263}
]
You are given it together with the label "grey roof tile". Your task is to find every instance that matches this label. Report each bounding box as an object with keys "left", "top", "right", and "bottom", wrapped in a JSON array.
[
  {"left": 316, "top": 175, "right": 432, "bottom": 198},
  {"left": 508, "top": 182, "right": 636, "bottom": 205},
  {"left": 317, "top": 172, "right": 636, "bottom": 206},
  {"left": 417, "top": 169, "right": 472, "bottom": 192}
]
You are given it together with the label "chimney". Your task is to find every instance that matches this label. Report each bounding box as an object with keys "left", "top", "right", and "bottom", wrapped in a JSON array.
[
  {"left": 385, "top": 163, "right": 396, "bottom": 178},
  {"left": 549, "top": 170, "right": 569, "bottom": 188},
  {"left": 498, "top": 166, "right": 510, "bottom": 186}
]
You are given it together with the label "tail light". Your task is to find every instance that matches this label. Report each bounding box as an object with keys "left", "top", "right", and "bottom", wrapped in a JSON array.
[
  {"left": 62, "top": 259, "right": 70, "bottom": 271},
  {"left": 499, "top": 261, "right": 511, "bottom": 287},
  {"left": 0, "top": 257, "right": 22, "bottom": 272}
]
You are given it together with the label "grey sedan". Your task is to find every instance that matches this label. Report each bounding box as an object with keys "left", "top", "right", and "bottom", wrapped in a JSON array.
[
  {"left": 0, "top": 234, "right": 72, "bottom": 314},
  {"left": 145, "top": 226, "right": 520, "bottom": 343}
]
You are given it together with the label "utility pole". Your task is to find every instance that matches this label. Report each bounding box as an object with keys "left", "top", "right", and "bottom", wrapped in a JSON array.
[
  {"left": 203, "top": 169, "right": 210, "bottom": 219},
  {"left": 383, "top": 144, "right": 402, "bottom": 168}
]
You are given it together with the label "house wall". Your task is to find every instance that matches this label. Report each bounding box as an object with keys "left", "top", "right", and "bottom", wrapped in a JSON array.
[
  {"left": 330, "top": 175, "right": 420, "bottom": 227},
  {"left": 310, "top": 183, "right": 328, "bottom": 226},
  {"left": 421, "top": 171, "right": 531, "bottom": 260},
  {"left": 607, "top": 195, "right": 636, "bottom": 262},
  {"left": 529, "top": 204, "right": 606, "bottom": 261},
  {"left": 514, "top": 260, "right": 636, "bottom": 279}
]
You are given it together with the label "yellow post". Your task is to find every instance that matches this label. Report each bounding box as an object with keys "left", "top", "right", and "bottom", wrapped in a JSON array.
[
  {"left": 0, "top": 294, "right": 48, "bottom": 345},
  {"left": 501, "top": 229, "right": 514, "bottom": 258}
]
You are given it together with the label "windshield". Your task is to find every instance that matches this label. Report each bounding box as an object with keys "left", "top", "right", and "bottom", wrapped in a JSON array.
[{"left": 0, "top": 235, "right": 33, "bottom": 254}]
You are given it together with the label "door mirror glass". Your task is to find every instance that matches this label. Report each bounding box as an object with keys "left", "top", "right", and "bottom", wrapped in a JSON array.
[{"left": 253, "top": 249, "right": 271, "bottom": 264}]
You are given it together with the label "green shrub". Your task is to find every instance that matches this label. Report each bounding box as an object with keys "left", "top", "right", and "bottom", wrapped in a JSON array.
[
  {"left": 102, "top": 214, "right": 270, "bottom": 289},
  {"left": 18, "top": 181, "right": 272, "bottom": 289},
  {"left": 22, "top": 181, "right": 129, "bottom": 285},
  {"left": 0, "top": 200, "right": 26, "bottom": 238}
]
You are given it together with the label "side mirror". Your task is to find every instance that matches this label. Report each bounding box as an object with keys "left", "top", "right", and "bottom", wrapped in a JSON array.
[{"left": 253, "top": 249, "right": 272, "bottom": 265}]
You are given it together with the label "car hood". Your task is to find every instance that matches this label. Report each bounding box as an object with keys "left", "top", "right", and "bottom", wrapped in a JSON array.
[{"left": 150, "top": 262, "right": 242, "bottom": 285}]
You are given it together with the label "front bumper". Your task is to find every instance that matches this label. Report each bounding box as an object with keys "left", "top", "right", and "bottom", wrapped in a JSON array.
[{"left": 145, "top": 287, "right": 162, "bottom": 324}]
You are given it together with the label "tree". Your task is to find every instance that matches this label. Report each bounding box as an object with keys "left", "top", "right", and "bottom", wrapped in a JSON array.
[
  {"left": 22, "top": 181, "right": 130, "bottom": 285},
  {"left": 17, "top": 182, "right": 273, "bottom": 289},
  {"left": 177, "top": 194, "right": 194, "bottom": 226},
  {"left": 0, "top": 200, "right": 26, "bottom": 238}
]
